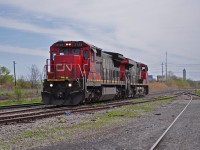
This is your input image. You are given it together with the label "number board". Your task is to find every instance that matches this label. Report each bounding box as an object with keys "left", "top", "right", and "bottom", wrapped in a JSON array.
[
  {"left": 74, "top": 42, "right": 83, "bottom": 47},
  {"left": 55, "top": 43, "right": 64, "bottom": 47}
]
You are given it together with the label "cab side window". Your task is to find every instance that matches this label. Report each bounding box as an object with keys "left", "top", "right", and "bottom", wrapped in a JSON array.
[
  {"left": 83, "top": 50, "right": 89, "bottom": 60},
  {"left": 142, "top": 66, "right": 146, "bottom": 71}
]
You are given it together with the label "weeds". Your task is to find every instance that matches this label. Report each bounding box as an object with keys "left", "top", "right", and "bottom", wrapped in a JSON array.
[
  {"left": 0, "top": 141, "right": 11, "bottom": 150},
  {"left": 195, "top": 90, "right": 200, "bottom": 95},
  {"left": 57, "top": 117, "right": 67, "bottom": 123},
  {"left": 14, "top": 88, "right": 24, "bottom": 101},
  {"left": 0, "top": 98, "right": 41, "bottom": 106}
]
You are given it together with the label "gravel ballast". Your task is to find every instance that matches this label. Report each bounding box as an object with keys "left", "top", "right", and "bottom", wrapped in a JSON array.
[{"left": 0, "top": 94, "right": 199, "bottom": 150}]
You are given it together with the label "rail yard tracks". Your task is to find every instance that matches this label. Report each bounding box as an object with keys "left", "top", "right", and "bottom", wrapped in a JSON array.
[{"left": 0, "top": 90, "right": 193, "bottom": 125}]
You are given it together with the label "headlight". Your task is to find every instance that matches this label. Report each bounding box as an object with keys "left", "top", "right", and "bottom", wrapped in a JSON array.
[
  {"left": 50, "top": 83, "right": 53, "bottom": 87},
  {"left": 68, "top": 83, "right": 72, "bottom": 87}
]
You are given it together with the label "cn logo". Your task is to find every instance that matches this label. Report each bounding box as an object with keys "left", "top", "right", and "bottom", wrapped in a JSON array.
[{"left": 56, "top": 64, "right": 72, "bottom": 72}]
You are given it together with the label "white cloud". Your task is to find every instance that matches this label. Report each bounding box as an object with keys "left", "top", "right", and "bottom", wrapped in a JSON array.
[
  {"left": 0, "top": 45, "right": 48, "bottom": 57},
  {"left": 0, "top": 16, "right": 85, "bottom": 40},
  {"left": 0, "top": 0, "right": 200, "bottom": 79}
]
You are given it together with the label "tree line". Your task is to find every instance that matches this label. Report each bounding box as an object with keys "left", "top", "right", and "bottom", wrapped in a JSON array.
[
  {"left": 152, "top": 70, "right": 200, "bottom": 88},
  {"left": 0, "top": 64, "right": 42, "bottom": 89}
]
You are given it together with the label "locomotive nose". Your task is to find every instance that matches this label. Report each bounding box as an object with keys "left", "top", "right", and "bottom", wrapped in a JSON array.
[
  {"left": 54, "top": 55, "right": 82, "bottom": 79},
  {"left": 57, "top": 92, "right": 64, "bottom": 98}
]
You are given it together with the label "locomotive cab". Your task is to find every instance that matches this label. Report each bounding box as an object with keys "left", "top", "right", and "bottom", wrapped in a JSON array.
[
  {"left": 42, "top": 41, "right": 102, "bottom": 105},
  {"left": 138, "top": 63, "right": 148, "bottom": 84},
  {"left": 43, "top": 41, "right": 87, "bottom": 105}
]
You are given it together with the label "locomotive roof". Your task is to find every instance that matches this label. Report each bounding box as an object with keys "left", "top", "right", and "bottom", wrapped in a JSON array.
[
  {"left": 137, "top": 62, "right": 148, "bottom": 66},
  {"left": 127, "top": 58, "right": 136, "bottom": 66},
  {"left": 103, "top": 51, "right": 125, "bottom": 61},
  {"left": 53, "top": 41, "right": 102, "bottom": 56},
  {"left": 53, "top": 41, "right": 102, "bottom": 49}
]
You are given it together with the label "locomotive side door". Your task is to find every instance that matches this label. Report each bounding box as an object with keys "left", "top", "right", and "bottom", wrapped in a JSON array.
[
  {"left": 83, "top": 48, "right": 97, "bottom": 80},
  {"left": 90, "top": 48, "right": 96, "bottom": 73},
  {"left": 83, "top": 49, "right": 90, "bottom": 77}
]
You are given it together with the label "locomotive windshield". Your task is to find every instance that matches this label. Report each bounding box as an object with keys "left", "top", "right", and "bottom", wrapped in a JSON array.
[
  {"left": 72, "top": 49, "right": 80, "bottom": 55},
  {"left": 60, "top": 48, "right": 69, "bottom": 55},
  {"left": 59, "top": 48, "right": 80, "bottom": 55}
]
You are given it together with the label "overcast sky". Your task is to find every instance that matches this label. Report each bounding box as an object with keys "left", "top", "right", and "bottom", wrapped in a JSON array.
[{"left": 0, "top": 0, "right": 200, "bottom": 80}]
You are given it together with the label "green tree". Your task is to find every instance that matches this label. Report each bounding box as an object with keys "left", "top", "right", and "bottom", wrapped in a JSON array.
[{"left": 0, "top": 66, "right": 14, "bottom": 86}]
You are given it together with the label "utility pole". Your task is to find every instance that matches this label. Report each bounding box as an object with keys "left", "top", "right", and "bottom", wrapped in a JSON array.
[
  {"left": 162, "top": 62, "right": 164, "bottom": 77},
  {"left": 165, "top": 51, "right": 168, "bottom": 82},
  {"left": 13, "top": 61, "right": 16, "bottom": 86}
]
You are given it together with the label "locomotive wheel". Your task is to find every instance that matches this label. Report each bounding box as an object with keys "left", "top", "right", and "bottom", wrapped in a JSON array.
[
  {"left": 86, "top": 95, "right": 92, "bottom": 103},
  {"left": 86, "top": 93, "right": 94, "bottom": 103},
  {"left": 122, "top": 91, "right": 126, "bottom": 99},
  {"left": 116, "top": 88, "right": 122, "bottom": 99}
]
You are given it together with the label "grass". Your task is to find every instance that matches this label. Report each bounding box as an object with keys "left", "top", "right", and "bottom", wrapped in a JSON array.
[
  {"left": 153, "top": 98, "right": 173, "bottom": 104},
  {"left": 0, "top": 141, "right": 11, "bottom": 150},
  {"left": 0, "top": 98, "right": 41, "bottom": 106},
  {"left": 92, "top": 102, "right": 106, "bottom": 107},
  {"left": 57, "top": 117, "right": 67, "bottom": 123},
  {"left": 102, "top": 104, "right": 154, "bottom": 119},
  {"left": 196, "top": 90, "right": 200, "bottom": 95},
  {"left": 0, "top": 91, "right": 15, "bottom": 97},
  {"left": 0, "top": 88, "right": 41, "bottom": 100},
  {"left": 131, "top": 97, "right": 172, "bottom": 104},
  {"left": 17, "top": 126, "right": 62, "bottom": 139}
]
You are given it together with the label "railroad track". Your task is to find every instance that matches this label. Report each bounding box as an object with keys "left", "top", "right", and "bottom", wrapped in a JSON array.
[
  {"left": 0, "top": 103, "right": 45, "bottom": 110},
  {"left": 149, "top": 92, "right": 199, "bottom": 150},
  {"left": 0, "top": 89, "right": 194, "bottom": 111},
  {"left": 0, "top": 91, "right": 189, "bottom": 125}
]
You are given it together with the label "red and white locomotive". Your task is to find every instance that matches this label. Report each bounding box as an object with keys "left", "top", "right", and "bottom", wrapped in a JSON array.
[{"left": 42, "top": 41, "right": 149, "bottom": 105}]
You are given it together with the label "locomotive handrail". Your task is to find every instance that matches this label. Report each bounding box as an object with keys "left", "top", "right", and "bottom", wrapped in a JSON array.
[{"left": 77, "top": 64, "right": 84, "bottom": 78}]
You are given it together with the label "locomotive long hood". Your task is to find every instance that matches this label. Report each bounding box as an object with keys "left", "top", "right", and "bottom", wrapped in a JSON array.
[{"left": 54, "top": 54, "right": 81, "bottom": 64}]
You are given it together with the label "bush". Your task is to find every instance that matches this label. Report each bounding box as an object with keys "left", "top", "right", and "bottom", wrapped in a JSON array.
[
  {"left": 196, "top": 90, "right": 200, "bottom": 95},
  {"left": 17, "top": 79, "right": 31, "bottom": 89},
  {"left": 14, "top": 88, "right": 24, "bottom": 101},
  {"left": 166, "top": 79, "right": 189, "bottom": 89}
]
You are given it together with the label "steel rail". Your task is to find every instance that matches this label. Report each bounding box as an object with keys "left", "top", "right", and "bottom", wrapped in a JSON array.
[
  {"left": 0, "top": 103, "right": 44, "bottom": 110},
  {"left": 0, "top": 93, "right": 184, "bottom": 125},
  {"left": 149, "top": 94, "right": 193, "bottom": 150},
  {"left": 0, "top": 105, "right": 55, "bottom": 116},
  {"left": 186, "top": 92, "right": 200, "bottom": 98}
]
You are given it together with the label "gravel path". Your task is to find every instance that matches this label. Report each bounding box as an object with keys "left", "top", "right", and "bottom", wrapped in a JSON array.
[{"left": 0, "top": 94, "right": 199, "bottom": 150}]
